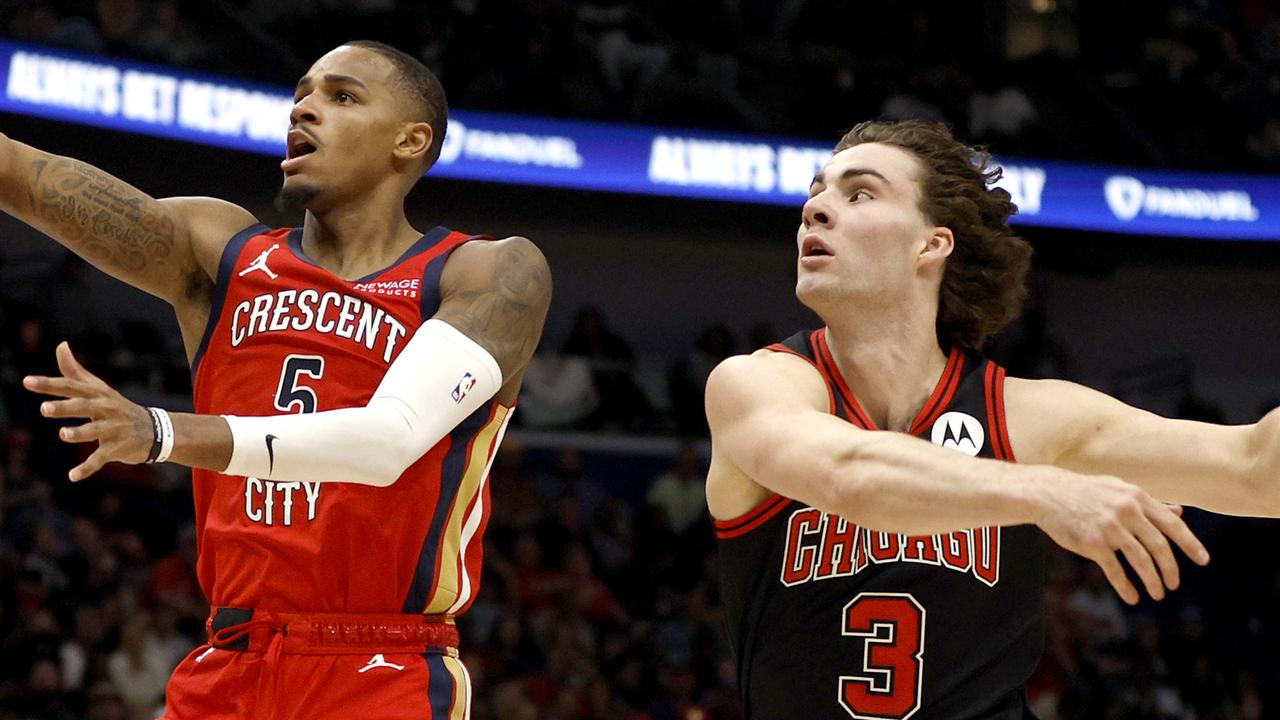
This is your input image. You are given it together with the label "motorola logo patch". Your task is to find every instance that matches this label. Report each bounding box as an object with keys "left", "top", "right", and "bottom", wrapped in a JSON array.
[{"left": 930, "top": 412, "right": 985, "bottom": 456}]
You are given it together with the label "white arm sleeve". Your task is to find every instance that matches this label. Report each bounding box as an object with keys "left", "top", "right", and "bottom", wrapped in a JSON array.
[{"left": 222, "top": 319, "right": 503, "bottom": 487}]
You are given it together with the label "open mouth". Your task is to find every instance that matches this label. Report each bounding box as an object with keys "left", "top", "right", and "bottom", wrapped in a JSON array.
[
  {"left": 801, "top": 236, "right": 833, "bottom": 258},
  {"left": 286, "top": 131, "right": 318, "bottom": 161}
]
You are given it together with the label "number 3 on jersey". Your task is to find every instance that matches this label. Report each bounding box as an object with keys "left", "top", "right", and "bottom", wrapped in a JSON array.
[
  {"left": 275, "top": 355, "right": 325, "bottom": 414},
  {"left": 839, "top": 593, "right": 925, "bottom": 720}
]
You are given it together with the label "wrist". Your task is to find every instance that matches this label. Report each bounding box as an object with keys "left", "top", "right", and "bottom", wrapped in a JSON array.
[{"left": 1013, "top": 465, "right": 1056, "bottom": 527}]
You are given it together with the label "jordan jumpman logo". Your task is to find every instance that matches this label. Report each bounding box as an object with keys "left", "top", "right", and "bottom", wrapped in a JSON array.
[
  {"left": 358, "top": 654, "right": 406, "bottom": 673},
  {"left": 239, "top": 243, "right": 281, "bottom": 279}
]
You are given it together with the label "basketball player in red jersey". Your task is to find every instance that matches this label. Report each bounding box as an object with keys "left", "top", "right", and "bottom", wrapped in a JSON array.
[
  {"left": 705, "top": 120, "right": 1280, "bottom": 719},
  {"left": 5, "top": 41, "right": 550, "bottom": 719}
]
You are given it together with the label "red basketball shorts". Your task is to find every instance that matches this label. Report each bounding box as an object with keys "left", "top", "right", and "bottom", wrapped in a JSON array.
[{"left": 162, "top": 608, "right": 470, "bottom": 720}]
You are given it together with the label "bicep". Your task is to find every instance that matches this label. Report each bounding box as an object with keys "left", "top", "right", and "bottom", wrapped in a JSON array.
[
  {"left": 432, "top": 237, "right": 552, "bottom": 381},
  {"left": 706, "top": 355, "right": 857, "bottom": 511},
  {"left": 1009, "top": 378, "right": 1251, "bottom": 507},
  {"left": 157, "top": 197, "right": 259, "bottom": 283}
]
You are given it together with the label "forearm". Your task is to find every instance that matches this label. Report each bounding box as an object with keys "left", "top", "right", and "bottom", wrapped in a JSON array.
[
  {"left": 118, "top": 405, "right": 414, "bottom": 485},
  {"left": 1245, "top": 407, "right": 1280, "bottom": 516},
  {"left": 221, "top": 319, "right": 502, "bottom": 486},
  {"left": 741, "top": 413, "right": 1050, "bottom": 535},
  {"left": 30, "top": 320, "right": 502, "bottom": 486},
  {"left": 0, "top": 135, "right": 184, "bottom": 298},
  {"left": 819, "top": 430, "right": 1051, "bottom": 534},
  {"left": 168, "top": 413, "right": 234, "bottom": 472}
]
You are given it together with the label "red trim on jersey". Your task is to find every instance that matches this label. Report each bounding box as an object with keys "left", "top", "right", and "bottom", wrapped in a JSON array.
[
  {"left": 984, "top": 363, "right": 1002, "bottom": 458},
  {"left": 908, "top": 347, "right": 965, "bottom": 436},
  {"left": 813, "top": 330, "right": 875, "bottom": 429},
  {"left": 984, "top": 363, "right": 1016, "bottom": 461},
  {"left": 764, "top": 341, "right": 836, "bottom": 415},
  {"left": 814, "top": 330, "right": 966, "bottom": 435},
  {"left": 714, "top": 493, "right": 790, "bottom": 539},
  {"left": 993, "top": 365, "right": 1016, "bottom": 462}
]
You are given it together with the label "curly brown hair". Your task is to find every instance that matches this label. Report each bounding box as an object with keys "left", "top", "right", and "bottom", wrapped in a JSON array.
[{"left": 834, "top": 120, "right": 1032, "bottom": 350}]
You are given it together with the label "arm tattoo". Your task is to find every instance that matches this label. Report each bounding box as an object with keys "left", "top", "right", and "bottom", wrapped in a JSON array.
[
  {"left": 436, "top": 239, "right": 552, "bottom": 378},
  {"left": 27, "top": 156, "right": 177, "bottom": 276}
]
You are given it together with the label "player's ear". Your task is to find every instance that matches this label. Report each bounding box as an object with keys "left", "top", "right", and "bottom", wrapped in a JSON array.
[
  {"left": 393, "top": 121, "right": 433, "bottom": 169},
  {"left": 918, "top": 226, "right": 954, "bottom": 271}
]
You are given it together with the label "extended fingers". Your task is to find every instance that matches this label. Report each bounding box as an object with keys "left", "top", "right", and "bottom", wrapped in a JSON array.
[
  {"left": 1114, "top": 534, "right": 1164, "bottom": 601},
  {"left": 23, "top": 375, "right": 92, "bottom": 398},
  {"left": 55, "top": 341, "right": 101, "bottom": 382},
  {"left": 1132, "top": 518, "right": 1180, "bottom": 592},
  {"left": 58, "top": 421, "right": 108, "bottom": 444},
  {"left": 1095, "top": 553, "right": 1140, "bottom": 606},
  {"left": 69, "top": 447, "right": 110, "bottom": 483},
  {"left": 1148, "top": 502, "right": 1211, "bottom": 566},
  {"left": 39, "top": 398, "right": 96, "bottom": 419}
]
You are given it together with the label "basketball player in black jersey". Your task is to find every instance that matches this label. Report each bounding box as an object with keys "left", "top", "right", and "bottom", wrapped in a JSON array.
[{"left": 705, "top": 120, "right": 1280, "bottom": 719}]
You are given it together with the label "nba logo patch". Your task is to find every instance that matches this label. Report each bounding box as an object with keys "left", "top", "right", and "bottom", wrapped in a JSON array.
[
  {"left": 930, "top": 412, "right": 985, "bottom": 456},
  {"left": 452, "top": 372, "right": 477, "bottom": 403}
]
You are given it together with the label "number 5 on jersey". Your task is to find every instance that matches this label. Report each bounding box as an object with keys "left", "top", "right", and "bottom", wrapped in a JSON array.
[
  {"left": 276, "top": 354, "right": 325, "bottom": 414},
  {"left": 839, "top": 593, "right": 925, "bottom": 720}
]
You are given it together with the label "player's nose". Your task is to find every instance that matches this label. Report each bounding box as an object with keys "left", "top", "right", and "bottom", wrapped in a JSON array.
[
  {"left": 801, "top": 193, "right": 833, "bottom": 229},
  {"left": 290, "top": 95, "right": 320, "bottom": 127}
]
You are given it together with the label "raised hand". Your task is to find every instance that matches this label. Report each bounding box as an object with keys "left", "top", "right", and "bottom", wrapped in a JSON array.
[
  {"left": 1033, "top": 472, "right": 1210, "bottom": 604},
  {"left": 22, "top": 341, "right": 153, "bottom": 481}
]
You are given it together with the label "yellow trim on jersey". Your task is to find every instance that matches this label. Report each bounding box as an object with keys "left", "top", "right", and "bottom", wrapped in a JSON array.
[
  {"left": 443, "top": 655, "right": 471, "bottom": 720},
  {"left": 425, "top": 404, "right": 511, "bottom": 614}
]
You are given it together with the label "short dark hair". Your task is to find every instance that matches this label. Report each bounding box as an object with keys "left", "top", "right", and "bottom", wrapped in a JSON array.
[
  {"left": 834, "top": 120, "right": 1032, "bottom": 350},
  {"left": 343, "top": 40, "right": 448, "bottom": 171}
]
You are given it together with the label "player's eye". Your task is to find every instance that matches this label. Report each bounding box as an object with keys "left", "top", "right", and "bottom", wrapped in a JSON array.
[
  {"left": 850, "top": 189, "right": 872, "bottom": 202},
  {"left": 335, "top": 91, "right": 353, "bottom": 104}
]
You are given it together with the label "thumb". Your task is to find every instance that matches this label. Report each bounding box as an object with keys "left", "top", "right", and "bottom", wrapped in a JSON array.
[{"left": 55, "top": 341, "right": 93, "bottom": 380}]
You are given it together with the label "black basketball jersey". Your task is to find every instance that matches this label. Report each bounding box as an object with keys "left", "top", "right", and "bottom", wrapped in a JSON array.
[{"left": 716, "top": 329, "right": 1045, "bottom": 720}]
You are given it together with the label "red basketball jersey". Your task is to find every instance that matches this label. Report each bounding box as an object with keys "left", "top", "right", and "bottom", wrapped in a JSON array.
[{"left": 190, "top": 224, "right": 511, "bottom": 617}]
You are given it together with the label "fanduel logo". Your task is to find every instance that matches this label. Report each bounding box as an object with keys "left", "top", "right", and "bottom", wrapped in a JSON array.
[
  {"left": 437, "top": 120, "right": 582, "bottom": 168},
  {"left": 1104, "top": 176, "right": 1259, "bottom": 222}
]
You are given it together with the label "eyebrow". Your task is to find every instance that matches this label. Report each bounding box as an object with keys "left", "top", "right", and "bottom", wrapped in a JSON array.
[
  {"left": 809, "top": 167, "right": 893, "bottom": 190},
  {"left": 294, "top": 73, "right": 370, "bottom": 95}
]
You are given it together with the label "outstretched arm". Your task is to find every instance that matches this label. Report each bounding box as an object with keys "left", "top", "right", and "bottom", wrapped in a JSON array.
[
  {"left": 1005, "top": 377, "right": 1280, "bottom": 517},
  {"left": 0, "top": 133, "right": 257, "bottom": 305},
  {"left": 705, "top": 352, "right": 1209, "bottom": 605},
  {"left": 23, "top": 237, "right": 551, "bottom": 487}
]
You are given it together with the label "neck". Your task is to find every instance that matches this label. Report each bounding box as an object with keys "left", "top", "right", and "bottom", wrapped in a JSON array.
[
  {"left": 821, "top": 296, "right": 949, "bottom": 433},
  {"left": 300, "top": 192, "right": 419, "bottom": 280}
]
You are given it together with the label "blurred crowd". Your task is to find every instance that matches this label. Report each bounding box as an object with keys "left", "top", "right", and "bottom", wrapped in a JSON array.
[
  {"left": 4, "top": 0, "right": 1280, "bottom": 171},
  {"left": 0, "top": 258, "right": 1278, "bottom": 720}
]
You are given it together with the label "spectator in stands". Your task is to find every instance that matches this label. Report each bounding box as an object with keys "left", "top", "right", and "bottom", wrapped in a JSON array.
[
  {"left": 668, "top": 323, "right": 735, "bottom": 435},
  {"left": 104, "top": 611, "right": 168, "bottom": 718},
  {"left": 646, "top": 443, "right": 706, "bottom": 536},
  {"left": 563, "top": 306, "right": 654, "bottom": 431}
]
